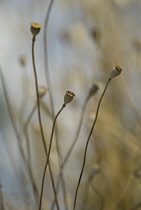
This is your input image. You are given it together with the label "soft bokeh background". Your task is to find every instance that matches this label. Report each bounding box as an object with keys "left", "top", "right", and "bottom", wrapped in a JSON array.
[{"left": 1, "top": 0, "right": 141, "bottom": 209}]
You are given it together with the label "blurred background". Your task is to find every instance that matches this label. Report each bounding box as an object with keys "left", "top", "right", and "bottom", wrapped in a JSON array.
[{"left": 1, "top": 0, "right": 141, "bottom": 209}]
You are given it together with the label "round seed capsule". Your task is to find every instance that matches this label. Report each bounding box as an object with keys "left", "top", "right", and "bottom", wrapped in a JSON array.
[
  {"left": 110, "top": 65, "right": 123, "bottom": 79},
  {"left": 30, "top": 22, "right": 42, "bottom": 36},
  {"left": 64, "top": 91, "right": 75, "bottom": 104}
]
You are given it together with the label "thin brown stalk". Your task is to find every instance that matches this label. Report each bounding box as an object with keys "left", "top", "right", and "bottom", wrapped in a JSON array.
[
  {"left": 51, "top": 97, "right": 89, "bottom": 210},
  {"left": 38, "top": 104, "right": 66, "bottom": 210},
  {"left": 0, "top": 66, "right": 39, "bottom": 204},
  {"left": 18, "top": 60, "right": 29, "bottom": 134},
  {"left": 24, "top": 103, "right": 60, "bottom": 209},
  {"left": 31, "top": 37, "right": 60, "bottom": 210},
  {"left": 18, "top": 62, "right": 31, "bottom": 204},
  {"left": 52, "top": 85, "right": 99, "bottom": 209},
  {"left": 43, "top": 1, "right": 68, "bottom": 208},
  {"left": 43, "top": 0, "right": 54, "bottom": 119},
  {"left": 24, "top": 104, "right": 36, "bottom": 166},
  {"left": 24, "top": 102, "right": 51, "bottom": 166},
  {"left": 73, "top": 78, "right": 111, "bottom": 210}
]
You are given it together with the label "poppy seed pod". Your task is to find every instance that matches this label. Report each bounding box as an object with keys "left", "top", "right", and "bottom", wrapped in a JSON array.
[
  {"left": 30, "top": 22, "right": 42, "bottom": 36},
  {"left": 110, "top": 65, "right": 123, "bottom": 79},
  {"left": 38, "top": 86, "right": 47, "bottom": 98},
  {"left": 64, "top": 91, "right": 75, "bottom": 104}
]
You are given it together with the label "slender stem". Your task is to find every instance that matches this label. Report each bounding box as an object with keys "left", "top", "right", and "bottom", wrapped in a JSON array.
[
  {"left": 31, "top": 37, "right": 60, "bottom": 210},
  {"left": 32, "top": 36, "right": 47, "bottom": 152},
  {"left": 24, "top": 104, "right": 57, "bottom": 210},
  {"left": 0, "top": 66, "right": 39, "bottom": 204},
  {"left": 44, "top": 0, "right": 54, "bottom": 119},
  {"left": 38, "top": 104, "right": 66, "bottom": 210},
  {"left": 18, "top": 63, "right": 29, "bottom": 135},
  {"left": 24, "top": 100, "right": 52, "bottom": 164},
  {"left": 18, "top": 64, "right": 30, "bottom": 206},
  {"left": 18, "top": 63, "right": 29, "bottom": 185},
  {"left": 73, "top": 78, "right": 111, "bottom": 210},
  {"left": 44, "top": 1, "right": 68, "bottom": 208},
  {"left": 51, "top": 98, "right": 88, "bottom": 210},
  {"left": 24, "top": 103, "right": 59, "bottom": 210},
  {"left": 23, "top": 102, "right": 51, "bottom": 165},
  {"left": 24, "top": 104, "right": 36, "bottom": 167}
]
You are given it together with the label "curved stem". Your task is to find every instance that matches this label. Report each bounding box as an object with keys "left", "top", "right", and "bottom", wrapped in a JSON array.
[
  {"left": 31, "top": 37, "right": 60, "bottom": 210},
  {"left": 44, "top": 0, "right": 54, "bottom": 119},
  {"left": 24, "top": 104, "right": 60, "bottom": 210},
  {"left": 24, "top": 104, "right": 36, "bottom": 167},
  {"left": 43, "top": 1, "right": 68, "bottom": 209},
  {"left": 18, "top": 64, "right": 29, "bottom": 135},
  {"left": 51, "top": 98, "right": 88, "bottom": 209},
  {"left": 38, "top": 104, "right": 66, "bottom": 210},
  {"left": 32, "top": 36, "right": 47, "bottom": 154},
  {"left": 23, "top": 101, "right": 51, "bottom": 165},
  {"left": 0, "top": 66, "right": 39, "bottom": 204},
  {"left": 73, "top": 78, "right": 111, "bottom": 210}
]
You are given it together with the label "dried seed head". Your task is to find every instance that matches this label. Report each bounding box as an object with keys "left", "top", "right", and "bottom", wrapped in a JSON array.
[
  {"left": 64, "top": 91, "right": 75, "bottom": 104},
  {"left": 38, "top": 86, "right": 47, "bottom": 98},
  {"left": 110, "top": 65, "right": 123, "bottom": 79},
  {"left": 30, "top": 22, "right": 42, "bottom": 36},
  {"left": 88, "top": 83, "right": 99, "bottom": 99}
]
